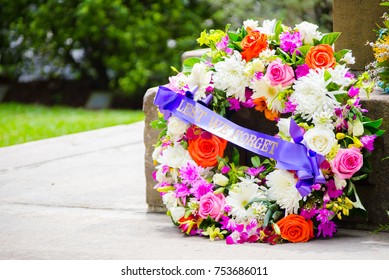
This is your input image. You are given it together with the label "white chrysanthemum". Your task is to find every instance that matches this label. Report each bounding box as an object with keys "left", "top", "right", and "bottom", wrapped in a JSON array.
[
  {"left": 266, "top": 169, "right": 302, "bottom": 215},
  {"left": 213, "top": 51, "right": 250, "bottom": 101},
  {"left": 250, "top": 77, "right": 283, "bottom": 113},
  {"left": 245, "top": 58, "right": 265, "bottom": 76},
  {"left": 340, "top": 50, "right": 356, "bottom": 65},
  {"left": 187, "top": 63, "right": 212, "bottom": 101},
  {"left": 258, "top": 19, "right": 277, "bottom": 37},
  {"left": 155, "top": 165, "right": 175, "bottom": 184},
  {"left": 303, "top": 126, "right": 337, "bottom": 156},
  {"left": 312, "top": 111, "right": 334, "bottom": 130},
  {"left": 157, "top": 144, "right": 193, "bottom": 169},
  {"left": 295, "top": 21, "right": 322, "bottom": 45},
  {"left": 327, "top": 64, "right": 353, "bottom": 87},
  {"left": 243, "top": 19, "right": 259, "bottom": 30},
  {"left": 226, "top": 177, "right": 266, "bottom": 222},
  {"left": 291, "top": 69, "right": 339, "bottom": 121}
]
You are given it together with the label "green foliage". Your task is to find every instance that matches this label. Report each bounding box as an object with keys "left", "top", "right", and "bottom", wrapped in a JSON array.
[
  {"left": 0, "top": 0, "right": 221, "bottom": 98},
  {"left": 0, "top": 102, "right": 144, "bottom": 147}
]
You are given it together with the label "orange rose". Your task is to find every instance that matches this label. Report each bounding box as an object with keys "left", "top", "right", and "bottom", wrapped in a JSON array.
[
  {"left": 241, "top": 30, "right": 267, "bottom": 61},
  {"left": 305, "top": 44, "right": 336, "bottom": 69},
  {"left": 188, "top": 134, "right": 227, "bottom": 167},
  {"left": 253, "top": 97, "right": 279, "bottom": 121},
  {"left": 276, "top": 214, "right": 314, "bottom": 243}
]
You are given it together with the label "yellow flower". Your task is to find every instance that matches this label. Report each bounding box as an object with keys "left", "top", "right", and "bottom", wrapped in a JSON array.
[{"left": 202, "top": 225, "right": 227, "bottom": 241}]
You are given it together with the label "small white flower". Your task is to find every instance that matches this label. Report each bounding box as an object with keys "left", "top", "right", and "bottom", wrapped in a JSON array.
[
  {"left": 162, "top": 191, "right": 178, "bottom": 210},
  {"left": 168, "top": 73, "right": 189, "bottom": 92},
  {"left": 295, "top": 21, "right": 322, "bottom": 45},
  {"left": 334, "top": 175, "right": 347, "bottom": 190},
  {"left": 312, "top": 111, "right": 334, "bottom": 130},
  {"left": 245, "top": 58, "right": 265, "bottom": 76},
  {"left": 327, "top": 64, "right": 353, "bottom": 87},
  {"left": 167, "top": 116, "right": 190, "bottom": 138},
  {"left": 277, "top": 118, "right": 291, "bottom": 138},
  {"left": 259, "top": 49, "right": 276, "bottom": 65},
  {"left": 213, "top": 173, "right": 229, "bottom": 187},
  {"left": 243, "top": 19, "right": 259, "bottom": 31},
  {"left": 266, "top": 169, "right": 301, "bottom": 215},
  {"left": 340, "top": 50, "right": 356, "bottom": 65},
  {"left": 187, "top": 63, "right": 212, "bottom": 101},
  {"left": 258, "top": 19, "right": 277, "bottom": 37},
  {"left": 348, "top": 119, "right": 364, "bottom": 136},
  {"left": 303, "top": 126, "right": 337, "bottom": 156},
  {"left": 170, "top": 206, "right": 186, "bottom": 223}
]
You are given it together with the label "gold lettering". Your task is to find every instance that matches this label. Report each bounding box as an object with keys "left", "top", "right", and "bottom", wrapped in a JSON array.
[
  {"left": 195, "top": 109, "right": 208, "bottom": 123},
  {"left": 208, "top": 116, "right": 224, "bottom": 130},
  {"left": 268, "top": 142, "right": 278, "bottom": 154},
  {"left": 219, "top": 124, "right": 232, "bottom": 135},
  {"left": 246, "top": 134, "right": 257, "bottom": 147},
  {"left": 261, "top": 139, "right": 272, "bottom": 153},
  {"left": 176, "top": 100, "right": 186, "bottom": 112},
  {"left": 254, "top": 137, "right": 264, "bottom": 149}
]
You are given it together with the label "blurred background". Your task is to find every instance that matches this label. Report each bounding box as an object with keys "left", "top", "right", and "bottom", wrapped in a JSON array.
[{"left": 0, "top": 0, "right": 332, "bottom": 146}]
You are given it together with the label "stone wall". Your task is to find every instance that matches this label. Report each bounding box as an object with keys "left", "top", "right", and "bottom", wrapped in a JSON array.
[{"left": 333, "top": 0, "right": 386, "bottom": 71}]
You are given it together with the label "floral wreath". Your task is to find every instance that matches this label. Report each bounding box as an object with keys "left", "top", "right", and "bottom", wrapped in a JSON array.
[{"left": 151, "top": 18, "right": 384, "bottom": 244}]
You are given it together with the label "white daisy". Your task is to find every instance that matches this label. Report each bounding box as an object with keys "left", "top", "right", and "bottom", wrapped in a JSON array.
[
  {"left": 266, "top": 169, "right": 302, "bottom": 215},
  {"left": 250, "top": 77, "right": 284, "bottom": 113}
]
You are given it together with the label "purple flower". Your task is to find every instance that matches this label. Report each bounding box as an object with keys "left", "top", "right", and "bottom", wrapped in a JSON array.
[
  {"left": 174, "top": 183, "right": 190, "bottom": 205},
  {"left": 348, "top": 86, "right": 360, "bottom": 98},
  {"left": 279, "top": 31, "right": 302, "bottom": 54},
  {"left": 227, "top": 98, "right": 241, "bottom": 111},
  {"left": 190, "top": 179, "right": 213, "bottom": 199},
  {"left": 283, "top": 99, "right": 297, "bottom": 113},
  {"left": 220, "top": 216, "right": 236, "bottom": 231},
  {"left": 241, "top": 98, "right": 255, "bottom": 108},
  {"left": 316, "top": 208, "right": 334, "bottom": 224},
  {"left": 295, "top": 64, "right": 310, "bottom": 79},
  {"left": 179, "top": 162, "right": 202, "bottom": 185},
  {"left": 216, "top": 35, "right": 233, "bottom": 54},
  {"left": 221, "top": 166, "right": 231, "bottom": 174},
  {"left": 360, "top": 134, "right": 377, "bottom": 152},
  {"left": 326, "top": 179, "right": 343, "bottom": 198},
  {"left": 246, "top": 166, "right": 265, "bottom": 177},
  {"left": 317, "top": 220, "right": 337, "bottom": 238},
  {"left": 300, "top": 207, "right": 317, "bottom": 219}
]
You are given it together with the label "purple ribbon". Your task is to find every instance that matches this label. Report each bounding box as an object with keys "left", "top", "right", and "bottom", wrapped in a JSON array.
[{"left": 154, "top": 86, "right": 325, "bottom": 197}]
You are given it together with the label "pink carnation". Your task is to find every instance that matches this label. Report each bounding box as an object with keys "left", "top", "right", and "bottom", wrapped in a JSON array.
[
  {"left": 199, "top": 192, "right": 225, "bottom": 221},
  {"left": 331, "top": 147, "right": 363, "bottom": 180},
  {"left": 265, "top": 59, "right": 295, "bottom": 87}
]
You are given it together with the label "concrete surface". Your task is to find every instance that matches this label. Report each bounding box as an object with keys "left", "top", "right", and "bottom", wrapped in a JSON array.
[{"left": 0, "top": 122, "right": 388, "bottom": 260}]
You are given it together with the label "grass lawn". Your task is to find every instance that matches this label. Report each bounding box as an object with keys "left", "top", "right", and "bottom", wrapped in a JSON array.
[{"left": 0, "top": 102, "right": 144, "bottom": 147}]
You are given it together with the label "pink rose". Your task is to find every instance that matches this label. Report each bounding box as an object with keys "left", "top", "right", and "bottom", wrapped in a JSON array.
[
  {"left": 199, "top": 192, "right": 225, "bottom": 221},
  {"left": 265, "top": 59, "right": 295, "bottom": 87},
  {"left": 331, "top": 147, "right": 363, "bottom": 180}
]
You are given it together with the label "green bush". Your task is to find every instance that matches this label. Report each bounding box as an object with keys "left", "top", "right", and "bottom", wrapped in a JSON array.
[{"left": 0, "top": 0, "right": 332, "bottom": 100}]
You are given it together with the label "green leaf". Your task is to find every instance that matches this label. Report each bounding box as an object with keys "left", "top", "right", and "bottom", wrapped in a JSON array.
[
  {"left": 351, "top": 174, "right": 368, "bottom": 181},
  {"left": 363, "top": 118, "right": 383, "bottom": 129},
  {"left": 297, "top": 45, "right": 312, "bottom": 56},
  {"left": 150, "top": 118, "right": 167, "bottom": 129},
  {"left": 334, "top": 49, "right": 350, "bottom": 61},
  {"left": 274, "top": 18, "right": 283, "bottom": 40},
  {"left": 232, "top": 147, "right": 240, "bottom": 165},
  {"left": 348, "top": 181, "right": 366, "bottom": 211},
  {"left": 182, "top": 57, "right": 201, "bottom": 73},
  {"left": 380, "top": 2, "right": 389, "bottom": 6},
  {"left": 251, "top": 156, "right": 261, "bottom": 167},
  {"left": 264, "top": 208, "right": 273, "bottom": 227},
  {"left": 319, "top": 32, "right": 341, "bottom": 45}
]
